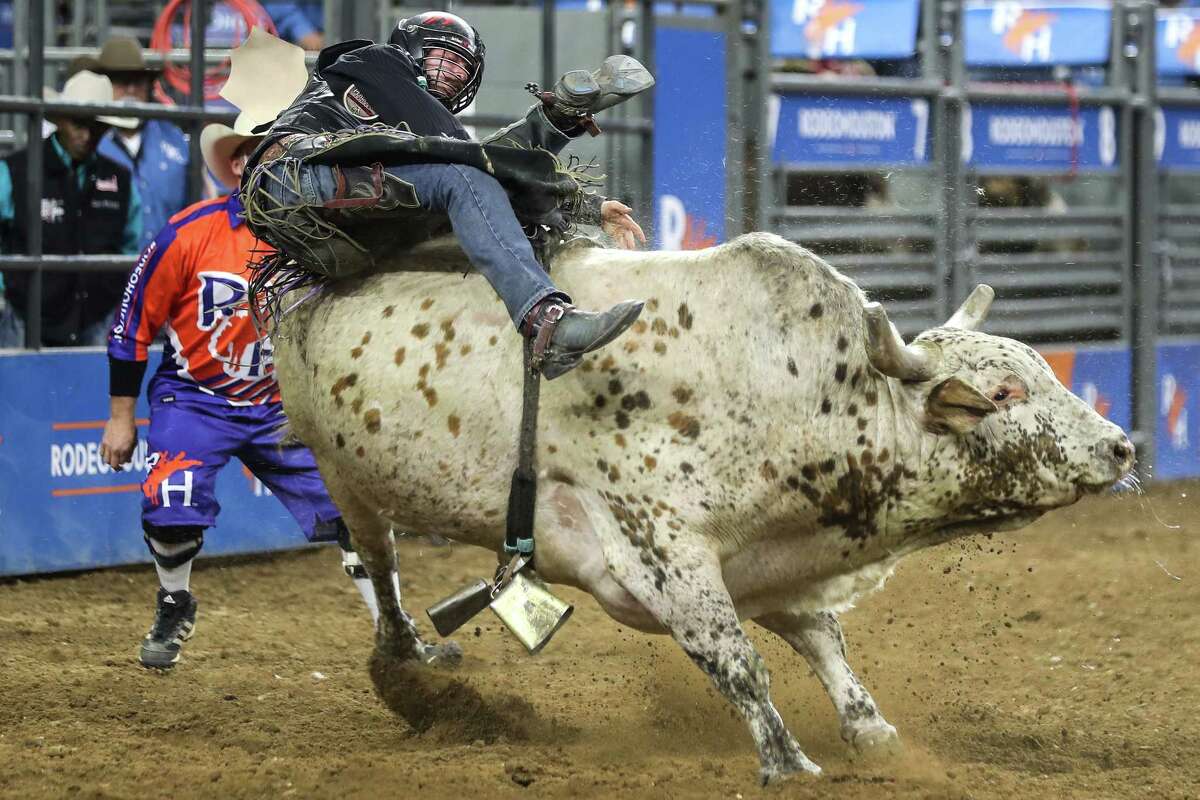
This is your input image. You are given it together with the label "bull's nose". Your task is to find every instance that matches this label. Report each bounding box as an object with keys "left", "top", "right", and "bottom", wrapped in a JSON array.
[{"left": 1110, "top": 436, "right": 1135, "bottom": 471}]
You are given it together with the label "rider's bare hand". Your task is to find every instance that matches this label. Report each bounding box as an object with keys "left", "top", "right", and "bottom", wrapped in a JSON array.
[{"left": 601, "top": 200, "right": 646, "bottom": 251}]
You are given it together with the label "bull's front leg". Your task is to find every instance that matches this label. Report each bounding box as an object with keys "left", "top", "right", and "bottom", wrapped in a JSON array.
[
  {"left": 756, "top": 610, "right": 899, "bottom": 754},
  {"left": 597, "top": 535, "right": 821, "bottom": 783}
]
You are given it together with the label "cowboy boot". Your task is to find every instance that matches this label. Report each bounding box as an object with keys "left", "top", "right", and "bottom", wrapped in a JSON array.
[
  {"left": 542, "top": 55, "right": 655, "bottom": 136},
  {"left": 523, "top": 297, "right": 644, "bottom": 380}
]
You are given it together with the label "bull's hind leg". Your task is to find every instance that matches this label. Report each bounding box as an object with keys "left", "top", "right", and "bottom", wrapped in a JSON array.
[
  {"left": 333, "top": 491, "right": 461, "bottom": 667},
  {"left": 598, "top": 536, "right": 820, "bottom": 784},
  {"left": 756, "top": 610, "right": 899, "bottom": 754}
]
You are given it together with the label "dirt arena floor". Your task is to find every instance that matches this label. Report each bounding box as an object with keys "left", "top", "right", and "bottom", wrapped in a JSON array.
[{"left": 2, "top": 481, "right": 1198, "bottom": 800}]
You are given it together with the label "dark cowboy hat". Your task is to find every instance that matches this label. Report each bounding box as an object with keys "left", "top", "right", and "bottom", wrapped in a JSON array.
[{"left": 81, "top": 37, "right": 161, "bottom": 77}]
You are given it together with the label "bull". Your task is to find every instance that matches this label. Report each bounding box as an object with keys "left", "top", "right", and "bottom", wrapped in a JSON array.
[{"left": 271, "top": 232, "right": 1134, "bottom": 783}]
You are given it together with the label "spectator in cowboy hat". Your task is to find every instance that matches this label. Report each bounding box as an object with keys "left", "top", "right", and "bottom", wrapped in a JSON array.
[
  {"left": 0, "top": 71, "right": 142, "bottom": 347},
  {"left": 87, "top": 36, "right": 191, "bottom": 253}
]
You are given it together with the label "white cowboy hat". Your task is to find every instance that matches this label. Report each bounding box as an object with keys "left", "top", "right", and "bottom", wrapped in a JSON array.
[
  {"left": 201, "top": 111, "right": 268, "bottom": 188},
  {"left": 219, "top": 27, "right": 309, "bottom": 124},
  {"left": 44, "top": 70, "right": 138, "bottom": 129}
]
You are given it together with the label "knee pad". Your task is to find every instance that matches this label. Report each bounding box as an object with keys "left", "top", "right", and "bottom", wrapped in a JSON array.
[{"left": 143, "top": 524, "right": 204, "bottom": 570}]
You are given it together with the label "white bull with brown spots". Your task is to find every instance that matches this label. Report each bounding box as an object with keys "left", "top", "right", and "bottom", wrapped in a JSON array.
[{"left": 272, "top": 232, "right": 1134, "bottom": 784}]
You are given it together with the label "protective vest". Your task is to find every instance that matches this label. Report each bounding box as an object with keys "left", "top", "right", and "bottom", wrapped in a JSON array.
[{"left": 2, "top": 136, "right": 133, "bottom": 344}]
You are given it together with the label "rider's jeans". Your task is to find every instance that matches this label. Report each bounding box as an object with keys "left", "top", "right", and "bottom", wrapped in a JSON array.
[{"left": 300, "top": 161, "right": 564, "bottom": 328}]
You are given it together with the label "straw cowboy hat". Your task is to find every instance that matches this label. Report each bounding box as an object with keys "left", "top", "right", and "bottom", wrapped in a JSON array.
[
  {"left": 44, "top": 70, "right": 138, "bottom": 128},
  {"left": 81, "top": 36, "right": 162, "bottom": 77},
  {"left": 201, "top": 112, "right": 269, "bottom": 188}
]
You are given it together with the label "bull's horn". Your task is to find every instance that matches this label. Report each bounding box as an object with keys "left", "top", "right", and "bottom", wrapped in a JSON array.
[
  {"left": 863, "top": 302, "right": 938, "bottom": 381},
  {"left": 944, "top": 284, "right": 995, "bottom": 331}
]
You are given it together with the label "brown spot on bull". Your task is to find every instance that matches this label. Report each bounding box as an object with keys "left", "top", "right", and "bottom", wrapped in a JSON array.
[
  {"left": 335, "top": 433, "right": 345, "bottom": 449},
  {"left": 786, "top": 476, "right": 801, "bottom": 491},
  {"left": 423, "top": 387, "right": 438, "bottom": 407},
  {"left": 654, "top": 341, "right": 667, "bottom": 355},
  {"left": 647, "top": 298, "right": 659, "bottom": 311},
  {"left": 460, "top": 344, "right": 472, "bottom": 357},
  {"left": 644, "top": 455, "right": 657, "bottom": 470},
  {"left": 608, "top": 379, "right": 624, "bottom": 396},
  {"left": 668, "top": 412, "right": 701, "bottom": 439},
  {"left": 669, "top": 326, "right": 680, "bottom": 338},
  {"left": 488, "top": 335, "right": 498, "bottom": 346},
  {"left": 632, "top": 320, "right": 649, "bottom": 335},
  {"left": 677, "top": 303, "right": 694, "bottom": 330},
  {"left": 361, "top": 332, "right": 372, "bottom": 345},
  {"left": 434, "top": 342, "right": 450, "bottom": 370},
  {"left": 651, "top": 317, "right": 668, "bottom": 336},
  {"left": 614, "top": 433, "right": 627, "bottom": 448},
  {"left": 810, "top": 303, "right": 824, "bottom": 319},
  {"left": 440, "top": 319, "right": 456, "bottom": 342},
  {"left": 600, "top": 355, "right": 616, "bottom": 372},
  {"left": 608, "top": 465, "right": 621, "bottom": 483},
  {"left": 820, "top": 398, "right": 832, "bottom": 414},
  {"left": 351, "top": 346, "right": 363, "bottom": 359},
  {"left": 847, "top": 403, "right": 859, "bottom": 416},
  {"left": 837, "top": 335, "right": 848, "bottom": 352},
  {"left": 672, "top": 386, "right": 693, "bottom": 405},
  {"left": 383, "top": 305, "right": 395, "bottom": 318},
  {"left": 355, "top": 446, "right": 365, "bottom": 458},
  {"left": 787, "top": 357, "right": 798, "bottom": 376},
  {"left": 680, "top": 462, "right": 695, "bottom": 475},
  {"left": 596, "top": 459, "right": 609, "bottom": 474},
  {"left": 420, "top": 298, "right": 435, "bottom": 311},
  {"left": 878, "top": 448, "right": 890, "bottom": 463},
  {"left": 595, "top": 394, "right": 608, "bottom": 409},
  {"left": 820, "top": 459, "right": 836, "bottom": 474},
  {"left": 623, "top": 340, "right": 641, "bottom": 354},
  {"left": 864, "top": 390, "right": 878, "bottom": 406},
  {"left": 330, "top": 373, "right": 358, "bottom": 407},
  {"left": 418, "top": 364, "right": 430, "bottom": 380},
  {"left": 857, "top": 417, "right": 869, "bottom": 431},
  {"left": 448, "top": 414, "right": 461, "bottom": 438},
  {"left": 351, "top": 397, "right": 363, "bottom": 415},
  {"left": 835, "top": 363, "right": 848, "bottom": 383},
  {"left": 801, "top": 464, "right": 817, "bottom": 482},
  {"left": 547, "top": 445, "right": 557, "bottom": 454},
  {"left": 411, "top": 323, "right": 430, "bottom": 338},
  {"left": 615, "top": 410, "right": 630, "bottom": 429},
  {"left": 760, "top": 461, "right": 779, "bottom": 481},
  {"left": 394, "top": 347, "right": 406, "bottom": 366},
  {"left": 364, "top": 409, "right": 381, "bottom": 433}
]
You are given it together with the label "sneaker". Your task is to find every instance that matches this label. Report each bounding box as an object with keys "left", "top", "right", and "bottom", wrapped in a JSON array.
[
  {"left": 138, "top": 588, "right": 197, "bottom": 670},
  {"left": 524, "top": 297, "right": 644, "bottom": 379}
]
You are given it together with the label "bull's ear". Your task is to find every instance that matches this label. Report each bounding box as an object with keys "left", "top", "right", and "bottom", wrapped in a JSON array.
[{"left": 924, "top": 377, "right": 998, "bottom": 434}]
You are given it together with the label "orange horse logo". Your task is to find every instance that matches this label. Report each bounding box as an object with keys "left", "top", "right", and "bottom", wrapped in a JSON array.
[{"left": 143, "top": 451, "right": 202, "bottom": 506}]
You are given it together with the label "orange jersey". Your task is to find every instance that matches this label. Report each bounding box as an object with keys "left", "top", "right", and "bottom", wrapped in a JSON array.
[{"left": 108, "top": 194, "right": 280, "bottom": 406}]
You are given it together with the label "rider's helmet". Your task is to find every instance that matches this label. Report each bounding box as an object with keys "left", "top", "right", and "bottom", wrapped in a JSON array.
[{"left": 389, "top": 11, "right": 486, "bottom": 113}]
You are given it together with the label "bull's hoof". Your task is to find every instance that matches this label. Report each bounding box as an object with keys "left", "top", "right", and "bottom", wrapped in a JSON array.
[
  {"left": 759, "top": 755, "right": 822, "bottom": 786},
  {"left": 846, "top": 720, "right": 901, "bottom": 757},
  {"left": 844, "top": 719, "right": 902, "bottom": 758},
  {"left": 417, "top": 639, "right": 463, "bottom": 668}
]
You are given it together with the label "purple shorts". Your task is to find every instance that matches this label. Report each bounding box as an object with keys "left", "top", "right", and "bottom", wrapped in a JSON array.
[{"left": 140, "top": 397, "right": 340, "bottom": 540}]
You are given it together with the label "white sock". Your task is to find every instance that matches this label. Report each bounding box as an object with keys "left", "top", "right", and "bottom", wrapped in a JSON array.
[
  {"left": 148, "top": 538, "right": 196, "bottom": 594},
  {"left": 352, "top": 576, "right": 380, "bottom": 623}
]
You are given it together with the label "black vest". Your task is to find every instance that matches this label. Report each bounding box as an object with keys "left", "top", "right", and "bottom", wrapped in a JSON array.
[{"left": 2, "top": 136, "right": 133, "bottom": 345}]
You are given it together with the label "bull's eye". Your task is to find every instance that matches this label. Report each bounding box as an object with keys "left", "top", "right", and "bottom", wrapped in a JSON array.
[{"left": 992, "top": 388, "right": 1009, "bottom": 403}]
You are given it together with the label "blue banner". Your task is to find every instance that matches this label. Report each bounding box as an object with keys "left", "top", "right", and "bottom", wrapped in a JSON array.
[
  {"left": 965, "top": 102, "right": 1119, "bottom": 172},
  {"left": 653, "top": 27, "right": 726, "bottom": 250},
  {"left": 0, "top": 350, "right": 314, "bottom": 577},
  {"left": 769, "top": 0, "right": 919, "bottom": 60},
  {"left": 1157, "top": 8, "right": 1200, "bottom": 77},
  {"left": 770, "top": 95, "right": 931, "bottom": 167},
  {"left": 964, "top": 1, "right": 1112, "bottom": 67},
  {"left": 1157, "top": 106, "right": 1200, "bottom": 172},
  {"left": 1156, "top": 343, "right": 1200, "bottom": 480}
]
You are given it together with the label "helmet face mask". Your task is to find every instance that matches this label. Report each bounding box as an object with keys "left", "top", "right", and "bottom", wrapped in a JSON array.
[{"left": 389, "top": 12, "right": 485, "bottom": 113}]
